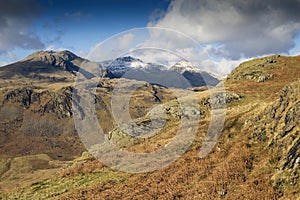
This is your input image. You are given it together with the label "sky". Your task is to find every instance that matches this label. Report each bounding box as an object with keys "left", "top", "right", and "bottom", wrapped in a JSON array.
[{"left": 1, "top": 0, "right": 300, "bottom": 75}]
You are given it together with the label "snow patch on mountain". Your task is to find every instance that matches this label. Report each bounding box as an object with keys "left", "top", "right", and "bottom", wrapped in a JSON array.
[
  {"left": 99, "top": 56, "right": 220, "bottom": 87},
  {"left": 99, "top": 56, "right": 167, "bottom": 78}
]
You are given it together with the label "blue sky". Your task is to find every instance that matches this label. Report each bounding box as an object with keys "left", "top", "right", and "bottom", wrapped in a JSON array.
[
  {"left": 1, "top": 0, "right": 300, "bottom": 74},
  {"left": 36, "top": 0, "right": 170, "bottom": 52},
  {"left": 0, "top": 0, "right": 170, "bottom": 64}
]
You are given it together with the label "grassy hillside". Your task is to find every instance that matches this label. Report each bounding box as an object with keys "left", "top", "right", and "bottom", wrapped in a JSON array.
[{"left": 0, "top": 54, "right": 300, "bottom": 199}]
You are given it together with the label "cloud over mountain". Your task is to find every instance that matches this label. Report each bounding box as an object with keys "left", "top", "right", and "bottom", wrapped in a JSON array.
[{"left": 149, "top": 0, "right": 300, "bottom": 59}]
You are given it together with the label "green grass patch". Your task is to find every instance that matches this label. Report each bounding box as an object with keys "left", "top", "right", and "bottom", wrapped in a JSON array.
[{"left": 1, "top": 167, "right": 130, "bottom": 200}]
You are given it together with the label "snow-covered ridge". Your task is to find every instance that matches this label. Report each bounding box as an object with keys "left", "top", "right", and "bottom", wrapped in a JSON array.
[
  {"left": 99, "top": 57, "right": 202, "bottom": 73},
  {"left": 169, "top": 60, "right": 223, "bottom": 79},
  {"left": 99, "top": 56, "right": 167, "bottom": 77},
  {"left": 169, "top": 61, "right": 204, "bottom": 73},
  {"left": 99, "top": 56, "right": 220, "bottom": 87}
]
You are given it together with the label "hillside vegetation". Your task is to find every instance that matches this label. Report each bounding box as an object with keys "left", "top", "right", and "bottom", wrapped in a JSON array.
[{"left": 0, "top": 53, "right": 300, "bottom": 199}]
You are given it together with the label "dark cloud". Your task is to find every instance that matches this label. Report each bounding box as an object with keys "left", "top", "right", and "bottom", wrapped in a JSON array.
[
  {"left": 0, "top": 0, "right": 44, "bottom": 54},
  {"left": 152, "top": 0, "right": 300, "bottom": 59}
]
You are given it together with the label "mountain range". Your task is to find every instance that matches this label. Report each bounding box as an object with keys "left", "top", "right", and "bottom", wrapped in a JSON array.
[{"left": 0, "top": 50, "right": 220, "bottom": 88}]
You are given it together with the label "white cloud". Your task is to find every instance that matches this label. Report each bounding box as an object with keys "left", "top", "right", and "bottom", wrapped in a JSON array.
[
  {"left": 129, "top": 48, "right": 189, "bottom": 66},
  {"left": 207, "top": 58, "right": 249, "bottom": 76},
  {"left": 87, "top": 0, "right": 300, "bottom": 76},
  {"left": 149, "top": 0, "right": 300, "bottom": 59},
  {"left": 118, "top": 33, "right": 135, "bottom": 49},
  {"left": 86, "top": 27, "right": 238, "bottom": 75}
]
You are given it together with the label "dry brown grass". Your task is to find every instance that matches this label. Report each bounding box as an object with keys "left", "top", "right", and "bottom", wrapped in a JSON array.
[{"left": 1, "top": 55, "right": 300, "bottom": 199}]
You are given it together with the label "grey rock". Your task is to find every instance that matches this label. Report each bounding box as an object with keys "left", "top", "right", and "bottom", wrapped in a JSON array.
[{"left": 3, "top": 87, "right": 74, "bottom": 119}]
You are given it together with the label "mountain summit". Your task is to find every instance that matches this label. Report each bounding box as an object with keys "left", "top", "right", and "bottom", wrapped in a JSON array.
[
  {"left": 0, "top": 50, "right": 85, "bottom": 79},
  {"left": 169, "top": 61, "right": 220, "bottom": 87},
  {"left": 24, "top": 50, "right": 78, "bottom": 62}
]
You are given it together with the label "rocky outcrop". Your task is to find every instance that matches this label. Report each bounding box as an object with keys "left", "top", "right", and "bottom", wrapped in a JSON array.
[
  {"left": 3, "top": 88, "right": 34, "bottom": 109},
  {"left": 281, "top": 101, "right": 300, "bottom": 138},
  {"left": 200, "top": 91, "right": 244, "bottom": 109},
  {"left": 234, "top": 68, "right": 273, "bottom": 82},
  {"left": 38, "top": 87, "right": 73, "bottom": 118},
  {"left": 107, "top": 99, "right": 205, "bottom": 146},
  {"left": 147, "top": 100, "right": 205, "bottom": 120},
  {"left": 229, "top": 55, "right": 281, "bottom": 83},
  {"left": 3, "top": 87, "right": 74, "bottom": 119},
  {"left": 251, "top": 81, "right": 300, "bottom": 170}
]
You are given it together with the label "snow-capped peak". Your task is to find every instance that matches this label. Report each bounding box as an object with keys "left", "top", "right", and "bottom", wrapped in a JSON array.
[
  {"left": 99, "top": 56, "right": 220, "bottom": 86},
  {"left": 169, "top": 61, "right": 202, "bottom": 73},
  {"left": 100, "top": 56, "right": 145, "bottom": 70},
  {"left": 99, "top": 56, "right": 167, "bottom": 78}
]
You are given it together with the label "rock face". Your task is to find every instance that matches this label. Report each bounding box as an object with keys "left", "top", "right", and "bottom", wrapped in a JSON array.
[
  {"left": 270, "top": 82, "right": 300, "bottom": 170},
  {"left": 252, "top": 80, "right": 300, "bottom": 170},
  {"left": 248, "top": 81, "right": 300, "bottom": 195},
  {"left": 3, "top": 88, "right": 34, "bottom": 109},
  {"left": 200, "top": 91, "right": 244, "bottom": 109},
  {"left": 0, "top": 86, "right": 86, "bottom": 159},
  {"left": 3, "top": 87, "right": 74, "bottom": 119}
]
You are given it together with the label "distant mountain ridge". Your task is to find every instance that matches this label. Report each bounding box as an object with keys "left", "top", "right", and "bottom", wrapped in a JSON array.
[
  {"left": 99, "top": 56, "right": 166, "bottom": 78},
  {"left": 99, "top": 56, "right": 220, "bottom": 87},
  {"left": 0, "top": 50, "right": 220, "bottom": 87}
]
